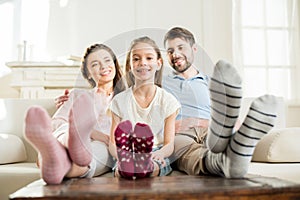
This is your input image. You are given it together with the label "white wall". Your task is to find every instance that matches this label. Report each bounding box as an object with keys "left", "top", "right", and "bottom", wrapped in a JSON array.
[
  {"left": 201, "top": 0, "right": 233, "bottom": 64},
  {"left": 46, "top": 0, "right": 136, "bottom": 59},
  {"left": 0, "top": 0, "right": 233, "bottom": 92},
  {"left": 44, "top": 0, "right": 232, "bottom": 64}
]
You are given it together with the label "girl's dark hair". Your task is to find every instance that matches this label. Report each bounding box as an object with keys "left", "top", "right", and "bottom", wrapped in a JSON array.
[
  {"left": 124, "top": 36, "right": 163, "bottom": 88},
  {"left": 163, "top": 27, "right": 195, "bottom": 47},
  {"left": 81, "top": 43, "right": 126, "bottom": 96}
]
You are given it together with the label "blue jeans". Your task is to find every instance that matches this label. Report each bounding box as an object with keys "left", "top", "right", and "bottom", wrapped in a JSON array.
[
  {"left": 152, "top": 147, "right": 172, "bottom": 176},
  {"left": 112, "top": 146, "right": 172, "bottom": 177}
]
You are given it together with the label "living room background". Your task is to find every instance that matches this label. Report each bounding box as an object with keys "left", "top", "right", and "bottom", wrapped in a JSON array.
[{"left": 0, "top": 0, "right": 299, "bottom": 126}]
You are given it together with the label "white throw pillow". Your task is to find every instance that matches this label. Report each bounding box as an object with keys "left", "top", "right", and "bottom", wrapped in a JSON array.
[
  {"left": 0, "top": 133, "right": 27, "bottom": 164},
  {"left": 252, "top": 128, "right": 300, "bottom": 162}
]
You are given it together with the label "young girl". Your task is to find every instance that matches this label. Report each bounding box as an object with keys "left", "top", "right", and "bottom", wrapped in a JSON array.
[
  {"left": 108, "top": 36, "right": 181, "bottom": 179},
  {"left": 24, "top": 44, "right": 126, "bottom": 184}
]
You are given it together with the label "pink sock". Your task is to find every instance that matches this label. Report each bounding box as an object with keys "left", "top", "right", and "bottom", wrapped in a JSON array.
[
  {"left": 132, "top": 123, "right": 154, "bottom": 178},
  {"left": 67, "top": 93, "right": 98, "bottom": 166},
  {"left": 24, "top": 106, "right": 71, "bottom": 184},
  {"left": 115, "top": 120, "right": 135, "bottom": 179}
]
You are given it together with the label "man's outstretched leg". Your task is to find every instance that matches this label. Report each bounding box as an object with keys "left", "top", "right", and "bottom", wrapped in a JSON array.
[
  {"left": 207, "top": 60, "right": 243, "bottom": 153},
  {"left": 205, "top": 95, "right": 278, "bottom": 178}
]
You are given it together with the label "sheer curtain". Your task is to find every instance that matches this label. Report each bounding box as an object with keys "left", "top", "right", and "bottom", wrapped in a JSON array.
[{"left": 232, "top": 0, "right": 300, "bottom": 102}]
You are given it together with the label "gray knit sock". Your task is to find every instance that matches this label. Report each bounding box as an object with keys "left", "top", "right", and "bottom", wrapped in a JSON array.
[
  {"left": 205, "top": 95, "right": 278, "bottom": 178},
  {"left": 205, "top": 95, "right": 277, "bottom": 178},
  {"left": 207, "top": 60, "right": 242, "bottom": 153},
  {"left": 203, "top": 151, "right": 225, "bottom": 177},
  {"left": 226, "top": 95, "right": 278, "bottom": 177}
]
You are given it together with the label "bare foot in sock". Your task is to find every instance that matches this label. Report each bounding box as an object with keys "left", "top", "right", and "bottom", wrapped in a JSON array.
[
  {"left": 205, "top": 95, "right": 278, "bottom": 178},
  {"left": 207, "top": 60, "right": 242, "bottom": 153},
  {"left": 68, "top": 93, "right": 98, "bottom": 166},
  {"left": 132, "top": 123, "right": 154, "bottom": 178},
  {"left": 226, "top": 94, "right": 278, "bottom": 177},
  {"left": 25, "top": 106, "right": 71, "bottom": 184},
  {"left": 115, "top": 120, "right": 135, "bottom": 179}
]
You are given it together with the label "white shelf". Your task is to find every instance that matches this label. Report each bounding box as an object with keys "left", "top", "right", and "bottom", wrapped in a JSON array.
[{"left": 6, "top": 62, "right": 90, "bottom": 99}]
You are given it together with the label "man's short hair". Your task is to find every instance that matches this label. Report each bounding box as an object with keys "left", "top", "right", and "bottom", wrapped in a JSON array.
[{"left": 164, "top": 27, "right": 195, "bottom": 47}]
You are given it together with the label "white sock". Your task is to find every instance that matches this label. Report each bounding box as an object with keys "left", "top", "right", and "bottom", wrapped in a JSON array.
[{"left": 207, "top": 60, "right": 242, "bottom": 153}]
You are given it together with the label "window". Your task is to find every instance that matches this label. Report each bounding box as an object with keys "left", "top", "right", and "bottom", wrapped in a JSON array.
[
  {"left": 0, "top": 0, "right": 49, "bottom": 77},
  {"left": 233, "top": 0, "right": 299, "bottom": 102},
  {"left": 0, "top": 0, "right": 15, "bottom": 77}
]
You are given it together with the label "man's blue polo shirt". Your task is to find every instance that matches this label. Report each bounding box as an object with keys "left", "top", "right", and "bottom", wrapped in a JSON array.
[{"left": 162, "top": 70, "right": 210, "bottom": 120}]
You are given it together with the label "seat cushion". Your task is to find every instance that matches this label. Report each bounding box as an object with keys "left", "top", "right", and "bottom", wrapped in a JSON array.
[
  {"left": 248, "top": 162, "right": 300, "bottom": 184},
  {"left": 252, "top": 127, "right": 300, "bottom": 162},
  {"left": 0, "top": 162, "right": 40, "bottom": 200}
]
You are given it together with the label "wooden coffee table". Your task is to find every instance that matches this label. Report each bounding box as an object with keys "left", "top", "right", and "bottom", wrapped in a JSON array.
[{"left": 9, "top": 175, "right": 300, "bottom": 200}]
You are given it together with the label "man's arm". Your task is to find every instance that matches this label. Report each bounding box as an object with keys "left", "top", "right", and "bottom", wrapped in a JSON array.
[{"left": 175, "top": 117, "right": 209, "bottom": 133}]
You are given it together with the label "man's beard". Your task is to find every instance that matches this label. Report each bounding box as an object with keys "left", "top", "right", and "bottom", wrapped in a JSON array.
[{"left": 172, "top": 58, "right": 192, "bottom": 73}]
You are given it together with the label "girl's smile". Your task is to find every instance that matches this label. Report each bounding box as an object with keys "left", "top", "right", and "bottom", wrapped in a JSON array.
[
  {"left": 130, "top": 42, "right": 161, "bottom": 82},
  {"left": 136, "top": 67, "right": 151, "bottom": 73}
]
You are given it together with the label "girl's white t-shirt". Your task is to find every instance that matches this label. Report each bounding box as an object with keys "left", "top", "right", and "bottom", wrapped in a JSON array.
[{"left": 109, "top": 86, "right": 181, "bottom": 148}]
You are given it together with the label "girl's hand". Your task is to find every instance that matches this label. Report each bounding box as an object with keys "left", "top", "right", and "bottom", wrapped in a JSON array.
[
  {"left": 91, "top": 130, "right": 110, "bottom": 146},
  {"left": 151, "top": 150, "right": 166, "bottom": 167}
]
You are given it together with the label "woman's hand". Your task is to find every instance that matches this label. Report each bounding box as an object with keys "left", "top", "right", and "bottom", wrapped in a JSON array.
[
  {"left": 54, "top": 89, "right": 69, "bottom": 109},
  {"left": 91, "top": 130, "right": 110, "bottom": 146}
]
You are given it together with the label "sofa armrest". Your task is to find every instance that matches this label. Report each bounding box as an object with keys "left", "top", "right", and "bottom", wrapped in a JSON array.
[
  {"left": 0, "top": 98, "right": 56, "bottom": 162},
  {"left": 0, "top": 133, "right": 27, "bottom": 164}
]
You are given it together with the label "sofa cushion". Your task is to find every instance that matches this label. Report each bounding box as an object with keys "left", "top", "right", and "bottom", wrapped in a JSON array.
[
  {"left": 0, "top": 133, "right": 27, "bottom": 164},
  {"left": 0, "top": 162, "right": 40, "bottom": 200},
  {"left": 248, "top": 162, "right": 300, "bottom": 184},
  {"left": 252, "top": 127, "right": 300, "bottom": 162}
]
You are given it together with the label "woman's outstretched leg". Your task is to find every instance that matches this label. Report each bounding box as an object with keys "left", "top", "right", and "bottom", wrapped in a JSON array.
[
  {"left": 67, "top": 93, "right": 98, "bottom": 166},
  {"left": 25, "top": 106, "right": 71, "bottom": 184}
]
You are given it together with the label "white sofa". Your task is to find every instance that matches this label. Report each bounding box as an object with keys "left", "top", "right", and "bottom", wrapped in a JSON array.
[
  {"left": 0, "top": 99, "right": 56, "bottom": 200},
  {"left": 0, "top": 97, "right": 300, "bottom": 200}
]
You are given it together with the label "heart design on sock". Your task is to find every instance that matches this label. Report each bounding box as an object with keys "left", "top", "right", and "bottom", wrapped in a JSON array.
[
  {"left": 115, "top": 121, "right": 154, "bottom": 179},
  {"left": 114, "top": 120, "right": 135, "bottom": 179},
  {"left": 132, "top": 122, "right": 154, "bottom": 178}
]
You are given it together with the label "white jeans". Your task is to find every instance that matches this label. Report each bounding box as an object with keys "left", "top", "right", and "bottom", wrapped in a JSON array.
[{"left": 53, "top": 123, "right": 113, "bottom": 178}]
